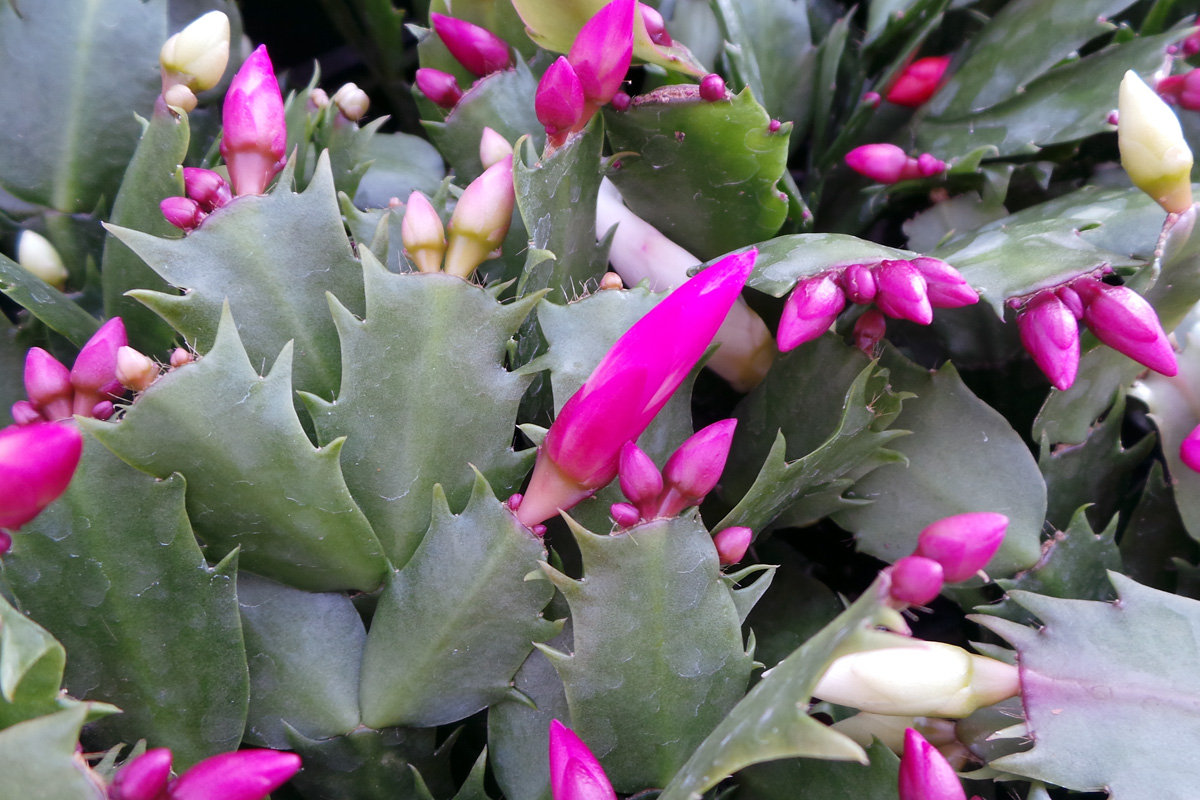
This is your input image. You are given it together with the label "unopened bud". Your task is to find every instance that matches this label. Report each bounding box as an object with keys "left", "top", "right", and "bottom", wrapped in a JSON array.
[
  {"left": 1182, "top": 424, "right": 1200, "bottom": 473},
  {"left": 0, "top": 421, "right": 84, "bottom": 531},
  {"left": 332, "top": 82, "right": 370, "bottom": 121},
  {"left": 163, "top": 84, "right": 199, "bottom": 112},
  {"left": 91, "top": 401, "right": 115, "bottom": 420},
  {"left": 909, "top": 257, "right": 977, "bottom": 308},
  {"left": 415, "top": 68, "right": 464, "bottom": 109},
  {"left": 914, "top": 512, "right": 1008, "bottom": 582},
  {"left": 658, "top": 419, "right": 737, "bottom": 516},
  {"left": 444, "top": 155, "right": 515, "bottom": 279},
  {"left": 24, "top": 348, "right": 73, "bottom": 421},
  {"left": 183, "top": 168, "right": 232, "bottom": 212},
  {"left": 568, "top": 0, "right": 636, "bottom": 107},
  {"left": 699, "top": 73, "right": 727, "bottom": 102},
  {"left": 430, "top": 13, "right": 513, "bottom": 78},
  {"left": 899, "top": 728, "right": 967, "bottom": 800},
  {"left": 220, "top": 45, "right": 287, "bottom": 196},
  {"left": 170, "top": 348, "right": 194, "bottom": 368},
  {"left": 1017, "top": 291, "right": 1079, "bottom": 391},
  {"left": 917, "top": 153, "right": 946, "bottom": 177},
  {"left": 70, "top": 317, "right": 128, "bottom": 416},
  {"left": 873, "top": 260, "right": 933, "bottom": 324},
  {"left": 309, "top": 87, "right": 330, "bottom": 110},
  {"left": 400, "top": 190, "right": 447, "bottom": 273},
  {"left": 1118, "top": 70, "right": 1194, "bottom": 213},
  {"left": 889, "top": 556, "right": 944, "bottom": 606},
  {"left": 161, "top": 196, "right": 207, "bottom": 231},
  {"left": 886, "top": 56, "right": 950, "bottom": 108},
  {"left": 160, "top": 11, "right": 231, "bottom": 97},
  {"left": 840, "top": 264, "right": 877, "bottom": 304},
  {"left": 777, "top": 273, "right": 847, "bottom": 351},
  {"left": 599, "top": 271, "right": 624, "bottom": 290},
  {"left": 610, "top": 502, "right": 641, "bottom": 528},
  {"left": 17, "top": 231, "right": 68, "bottom": 289},
  {"left": 110, "top": 748, "right": 172, "bottom": 800},
  {"left": 479, "top": 127, "right": 513, "bottom": 170},
  {"left": 853, "top": 308, "right": 888, "bottom": 354},
  {"left": 845, "top": 143, "right": 921, "bottom": 184},
  {"left": 638, "top": 2, "right": 672, "bottom": 46},
  {"left": 618, "top": 441, "right": 663, "bottom": 518},
  {"left": 1073, "top": 277, "right": 1178, "bottom": 376},
  {"left": 11, "top": 401, "right": 43, "bottom": 426},
  {"left": 713, "top": 526, "right": 752, "bottom": 566},
  {"left": 116, "top": 346, "right": 159, "bottom": 393},
  {"left": 536, "top": 56, "right": 586, "bottom": 146}
]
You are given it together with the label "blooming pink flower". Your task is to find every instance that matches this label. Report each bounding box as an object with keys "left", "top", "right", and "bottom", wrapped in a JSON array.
[
  {"left": 898, "top": 728, "right": 967, "bottom": 800},
  {"left": 549, "top": 720, "right": 616, "bottom": 800},
  {"left": 887, "top": 56, "right": 951, "bottom": 108},
  {"left": 1073, "top": 278, "right": 1177, "bottom": 377},
  {"left": 0, "top": 422, "right": 83, "bottom": 531},
  {"left": 777, "top": 273, "right": 846, "bottom": 352},
  {"left": 430, "top": 13, "right": 512, "bottom": 78},
  {"left": 914, "top": 512, "right": 1008, "bottom": 583},
  {"left": 220, "top": 45, "right": 287, "bottom": 196}
]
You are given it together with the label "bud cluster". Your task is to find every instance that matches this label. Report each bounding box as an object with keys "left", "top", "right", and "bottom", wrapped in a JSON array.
[
  {"left": 159, "top": 11, "right": 231, "bottom": 112},
  {"left": 162, "top": 168, "right": 233, "bottom": 233},
  {"left": 885, "top": 512, "right": 1009, "bottom": 607},
  {"left": 845, "top": 143, "right": 947, "bottom": 184},
  {"left": 109, "top": 746, "right": 301, "bottom": 800}
]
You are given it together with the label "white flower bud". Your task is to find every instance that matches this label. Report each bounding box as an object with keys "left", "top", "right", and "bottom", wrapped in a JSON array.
[
  {"left": 1118, "top": 70, "right": 1194, "bottom": 213},
  {"left": 479, "top": 127, "right": 513, "bottom": 170},
  {"left": 17, "top": 231, "right": 68, "bottom": 289},
  {"left": 160, "top": 11, "right": 231, "bottom": 95},
  {"left": 331, "top": 82, "right": 370, "bottom": 121}
]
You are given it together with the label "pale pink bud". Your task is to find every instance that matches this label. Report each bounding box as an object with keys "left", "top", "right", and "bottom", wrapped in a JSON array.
[
  {"left": 430, "top": 13, "right": 512, "bottom": 78},
  {"left": 220, "top": 45, "right": 287, "bottom": 196},
  {"left": 713, "top": 526, "right": 752, "bottom": 566},
  {"left": 170, "top": 348, "right": 194, "bottom": 368},
  {"left": 1181, "top": 424, "right": 1200, "bottom": 473},
  {"left": 915, "top": 512, "right": 1008, "bottom": 583},
  {"left": 568, "top": 0, "right": 636, "bottom": 107},
  {"left": 840, "top": 264, "right": 877, "bottom": 304},
  {"left": 70, "top": 318, "right": 128, "bottom": 417},
  {"left": 549, "top": 720, "right": 616, "bottom": 800},
  {"left": 536, "top": 57, "right": 586, "bottom": 145},
  {"left": 161, "top": 196, "right": 206, "bottom": 231},
  {"left": 853, "top": 308, "right": 888, "bottom": 353},
  {"left": 1073, "top": 278, "right": 1178, "bottom": 376},
  {"left": 116, "top": 346, "right": 159, "bottom": 393},
  {"left": 167, "top": 749, "right": 302, "bottom": 800},
  {"left": 873, "top": 260, "right": 933, "bottom": 324},
  {"left": 415, "top": 68, "right": 464, "bottom": 109},
  {"left": 618, "top": 440, "right": 662, "bottom": 517},
  {"left": 400, "top": 190, "right": 446, "bottom": 274},
  {"left": 111, "top": 748, "right": 173, "bottom": 800},
  {"left": 889, "top": 556, "right": 944, "bottom": 606},
  {"left": 886, "top": 56, "right": 951, "bottom": 108},
  {"left": 1017, "top": 292, "right": 1080, "bottom": 390},
  {"left": 909, "top": 257, "right": 977, "bottom": 308},
  {"left": 444, "top": 155, "right": 516, "bottom": 279},
  {"left": 657, "top": 418, "right": 737, "bottom": 516},
  {"left": 0, "top": 422, "right": 84, "bottom": 531},
  {"left": 11, "top": 401, "right": 43, "bottom": 426},
  {"left": 899, "top": 728, "right": 966, "bottom": 800},
  {"left": 699, "top": 73, "right": 727, "bottom": 102},
  {"left": 638, "top": 3, "right": 672, "bottom": 46},
  {"left": 479, "top": 127, "right": 513, "bottom": 169},
  {"left": 183, "top": 167, "right": 232, "bottom": 212},
  {"left": 24, "top": 347, "right": 73, "bottom": 421},
  {"left": 610, "top": 502, "right": 641, "bottom": 528},
  {"left": 777, "top": 273, "right": 847, "bottom": 351},
  {"left": 845, "top": 144, "right": 921, "bottom": 184},
  {"left": 1184, "top": 31, "right": 1200, "bottom": 57}
]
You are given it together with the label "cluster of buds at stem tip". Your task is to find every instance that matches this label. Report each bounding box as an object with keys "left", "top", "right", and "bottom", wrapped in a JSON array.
[
  {"left": 899, "top": 728, "right": 968, "bottom": 800},
  {"left": 162, "top": 167, "right": 233, "bottom": 232},
  {"left": 430, "top": 13, "right": 513, "bottom": 78},
  {"left": 845, "top": 144, "right": 946, "bottom": 184},
  {"left": 13, "top": 318, "right": 132, "bottom": 425},
  {"left": 0, "top": 421, "right": 84, "bottom": 537},
  {"left": 1013, "top": 273, "right": 1177, "bottom": 391},
  {"left": 884, "top": 512, "right": 1008, "bottom": 607},
  {"left": 535, "top": 0, "right": 635, "bottom": 148},
  {"left": 220, "top": 45, "right": 287, "bottom": 197},
  {"left": 886, "top": 55, "right": 951, "bottom": 107},
  {"left": 1118, "top": 70, "right": 1194, "bottom": 213},
  {"left": 442, "top": 154, "right": 516, "bottom": 279},
  {"left": 159, "top": 11, "right": 231, "bottom": 112},
  {"left": 610, "top": 420, "right": 736, "bottom": 526},
  {"left": 548, "top": 720, "right": 616, "bottom": 800},
  {"left": 778, "top": 257, "right": 977, "bottom": 352},
  {"left": 109, "top": 746, "right": 301, "bottom": 800},
  {"left": 515, "top": 249, "right": 756, "bottom": 528},
  {"left": 1181, "top": 423, "right": 1200, "bottom": 474},
  {"left": 16, "top": 230, "right": 68, "bottom": 289}
]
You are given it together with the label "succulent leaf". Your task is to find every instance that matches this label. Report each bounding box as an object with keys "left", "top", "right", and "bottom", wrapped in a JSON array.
[
  {"left": 0, "top": 252, "right": 101, "bottom": 347},
  {"left": 0, "top": 706, "right": 101, "bottom": 800}
]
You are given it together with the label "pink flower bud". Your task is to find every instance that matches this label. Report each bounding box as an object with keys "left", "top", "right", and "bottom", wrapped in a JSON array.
[
  {"left": 0, "top": 530, "right": 10, "bottom": 554},
  {"left": 713, "top": 526, "right": 752, "bottom": 566},
  {"left": 430, "top": 13, "right": 512, "bottom": 78},
  {"left": 479, "top": 127, "right": 513, "bottom": 169},
  {"left": 1017, "top": 291, "right": 1080, "bottom": 391},
  {"left": 400, "top": 190, "right": 446, "bottom": 274},
  {"left": 24, "top": 347, "right": 73, "bottom": 421},
  {"left": 111, "top": 748, "right": 173, "bottom": 800},
  {"left": 610, "top": 91, "right": 631, "bottom": 112},
  {"left": 845, "top": 144, "right": 921, "bottom": 184},
  {"left": 917, "top": 153, "right": 946, "bottom": 177},
  {"left": 183, "top": 167, "right": 232, "bottom": 212},
  {"left": 536, "top": 57, "right": 586, "bottom": 145},
  {"left": 889, "top": 556, "right": 944, "bottom": 606},
  {"left": 1073, "top": 278, "right": 1178, "bottom": 376},
  {"left": 777, "top": 273, "right": 847, "bottom": 351},
  {"left": 618, "top": 440, "right": 662, "bottom": 518},
  {"left": 116, "top": 346, "right": 160, "bottom": 393},
  {"left": 70, "top": 317, "right": 128, "bottom": 416},
  {"left": 0, "top": 422, "right": 84, "bottom": 531},
  {"left": 699, "top": 73, "right": 727, "bottom": 102},
  {"left": 220, "top": 45, "right": 287, "bottom": 196},
  {"left": 1181, "top": 424, "right": 1200, "bottom": 473},
  {"left": 638, "top": 2, "right": 672, "bottom": 46},
  {"left": 1184, "top": 31, "right": 1200, "bottom": 57},
  {"left": 862, "top": 91, "right": 881, "bottom": 108},
  {"left": 853, "top": 308, "right": 887, "bottom": 353},
  {"left": 840, "top": 264, "right": 877, "bottom": 304},
  {"left": 909, "top": 257, "right": 978, "bottom": 309},
  {"left": 444, "top": 155, "right": 516, "bottom": 279},
  {"left": 658, "top": 419, "right": 737, "bottom": 516},
  {"left": 915, "top": 512, "right": 1008, "bottom": 583},
  {"left": 167, "top": 749, "right": 302, "bottom": 800},
  {"left": 11, "top": 401, "right": 43, "bottom": 426},
  {"left": 161, "top": 196, "right": 207, "bottom": 231},
  {"left": 568, "top": 0, "right": 636, "bottom": 108},
  {"left": 1055, "top": 285, "right": 1084, "bottom": 319},
  {"left": 886, "top": 56, "right": 951, "bottom": 108},
  {"left": 1157, "top": 70, "right": 1200, "bottom": 112},
  {"left": 610, "top": 502, "right": 641, "bottom": 528},
  {"left": 91, "top": 401, "right": 115, "bottom": 421},
  {"left": 873, "top": 260, "right": 933, "bottom": 324},
  {"left": 170, "top": 348, "right": 194, "bottom": 368},
  {"left": 549, "top": 720, "right": 616, "bottom": 800},
  {"left": 899, "top": 728, "right": 967, "bottom": 800},
  {"left": 415, "top": 68, "right": 464, "bottom": 109}
]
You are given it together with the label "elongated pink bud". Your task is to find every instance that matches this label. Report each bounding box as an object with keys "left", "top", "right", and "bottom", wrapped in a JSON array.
[
  {"left": 618, "top": 440, "right": 662, "bottom": 518},
  {"left": 430, "top": 13, "right": 512, "bottom": 78},
  {"left": 1181, "top": 424, "right": 1200, "bottom": 473},
  {"left": 845, "top": 144, "right": 920, "bottom": 183},
  {"left": 853, "top": 308, "right": 887, "bottom": 354},
  {"left": 71, "top": 317, "right": 128, "bottom": 416},
  {"left": 610, "top": 502, "right": 641, "bottom": 528},
  {"left": 778, "top": 273, "right": 846, "bottom": 351},
  {"left": 713, "top": 526, "right": 752, "bottom": 566},
  {"left": 873, "top": 260, "right": 932, "bottom": 324},
  {"left": 909, "top": 257, "right": 977, "bottom": 308},
  {"left": 111, "top": 748, "right": 173, "bottom": 800},
  {"left": 1055, "top": 285, "right": 1084, "bottom": 319},
  {"left": 220, "top": 45, "right": 287, "bottom": 196},
  {"left": 117, "top": 346, "right": 160, "bottom": 393},
  {"left": 161, "top": 196, "right": 206, "bottom": 231},
  {"left": 915, "top": 512, "right": 1008, "bottom": 583},
  {"left": 24, "top": 347, "right": 73, "bottom": 421},
  {"left": 549, "top": 720, "right": 616, "bottom": 800},
  {"left": 0, "top": 422, "right": 83, "bottom": 531},
  {"left": 444, "top": 155, "right": 516, "bottom": 279},
  {"left": 1017, "top": 292, "right": 1079, "bottom": 390},
  {"left": 167, "top": 749, "right": 301, "bottom": 800},
  {"left": 537, "top": 56, "right": 586, "bottom": 145},
  {"left": 887, "top": 56, "right": 951, "bottom": 108},
  {"left": 657, "top": 418, "right": 737, "bottom": 516},
  {"left": 183, "top": 167, "right": 232, "bottom": 212},
  {"left": 899, "top": 728, "right": 966, "bottom": 800},
  {"left": 889, "top": 556, "right": 944, "bottom": 606},
  {"left": 1073, "top": 278, "right": 1178, "bottom": 376},
  {"left": 567, "top": 0, "right": 636, "bottom": 107},
  {"left": 840, "top": 264, "right": 877, "bottom": 304},
  {"left": 415, "top": 67, "right": 464, "bottom": 108},
  {"left": 516, "top": 250, "right": 756, "bottom": 527},
  {"left": 638, "top": 2, "right": 672, "bottom": 46}
]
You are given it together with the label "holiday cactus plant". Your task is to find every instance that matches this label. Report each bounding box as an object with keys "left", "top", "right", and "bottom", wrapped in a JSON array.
[{"left": 4, "top": 1, "right": 1200, "bottom": 799}]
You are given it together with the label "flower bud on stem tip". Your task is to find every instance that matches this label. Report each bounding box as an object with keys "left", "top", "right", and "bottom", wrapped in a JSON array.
[
  {"left": 220, "top": 45, "right": 287, "bottom": 196},
  {"left": 713, "top": 527, "right": 752, "bottom": 566},
  {"left": 899, "top": 728, "right": 967, "bottom": 800},
  {"left": 400, "top": 191, "right": 447, "bottom": 273},
  {"left": 416, "top": 68, "right": 464, "bottom": 109},
  {"left": 915, "top": 512, "right": 1008, "bottom": 582},
  {"left": 444, "top": 155, "right": 515, "bottom": 278},
  {"left": 1118, "top": 70, "right": 1194, "bottom": 213},
  {"left": 17, "top": 231, "right": 68, "bottom": 290},
  {"left": 430, "top": 14, "right": 513, "bottom": 78}
]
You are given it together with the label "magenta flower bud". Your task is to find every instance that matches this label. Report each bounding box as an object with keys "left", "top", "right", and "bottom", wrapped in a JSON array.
[
  {"left": 917, "top": 153, "right": 946, "bottom": 177},
  {"left": 1184, "top": 31, "right": 1200, "bottom": 57},
  {"left": 845, "top": 143, "right": 921, "bottom": 184},
  {"left": 0, "top": 530, "right": 10, "bottom": 554},
  {"left": 638, "top": 2, "right": 672, "bottom": 46},
  {"left": 1055, "top": 285, "right": 1084, "bottom": 319},
  {"left": 840, "top": 264, "right": 877, "bottom": 305},
  {"left": 898, "top": 728, "right": 967, "bottom": 800},
  {"left": 536, "top": 57, "right": 586, "bottom": 144},
  {"left": 430, "top": 13, "right": 513, "bottom": 78},
  {"left": 853, "top": 308, "right": 888, "bottom": 353},
  {"left": 618, "top": 440, "right": 662, "bottom": 517},
  {"left": 161, "top": 196, "right": 206, "bottom": 231},
  {"left": 915, "top": 512, "right": 1008, "bottom": 583},
  {"left": 11, "top": 401, "right": 43, "bottom": 426},
  {"left": 909, "top": 257, "right": 978, "bottom": 309},
  {"left": 0, "top": 422, "right": 84, "bottom": 531},
  {"left": 610, "top": 502, "right": 641, "bottom": 528},
  {"left": 1017, "top": 292, "right": 1080, "bottom": 390},
  {"left": 415, "top": 67, "right": 464, "bottom": 109},
  {"left": 713, "top": 526, "right": 752, "bottom": 566},
  {"left": 610, "top": 91, "right": 631, "bottom": 112},
  {"left": 1072, "top": 278, "right": 1178, "bottom": 376},
  {"left": 658, "top": 419, "right": 737, "bottom": 516},
  {"left": 567, "top": 0, "right": 636, "bottom": 108},
  {"left": 91, "top": 401, "right": 115, "bottom": 421},
  {"left": 1181, "top": 424, "right": 1200, "bottom": 473},
  {"left": 70, "top": 317, "right": 128, "bottom": 416},
  {"left": 167, "top": 749, "right": 302, "bottom": 800},
  {"left": 873, "top": 260, "right": 933, "bottom": 324},
  {"left": 24, "top": 347, "right": 73, "bottom": 421},
  {"left": 699, "top": 73, "right": 727, "bottom": 102},
  {"left": 516, "top": 249, "right": 756, "bottom": 527},
  {"left": 777, "top": 273, "right": 847, "bottom": 352},
  {"left": 889, "top": 556, "right": 945, "bottom": 606},
  {"left": 220, "top": 45, "right": 287, "bottom": 197},
  {"left": 111, "top": 748, "right": 173, "bottom": 800},
  {"left": 183, "top": 167, "right": 232, "bottom": 212},
  {"left": 549, "top": 720, "right": 617, "bottom": 800},
  {"left": 886, "top": 56, "right": 951, "bottom": 108}
]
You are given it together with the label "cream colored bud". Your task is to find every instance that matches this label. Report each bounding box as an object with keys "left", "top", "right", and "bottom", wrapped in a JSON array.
[
  {"left": 479, "top": 127, "right": 514, "bottom": 170},
  {"left": 309, "top": 87, "right": 330, "bottom": 111},
  {"left": 116, "top": 346, "right": 159, "bottom": 392},
  {"left": 400, "top": 191, "right": 447, "bottom": 273},
  {"left": 17, "top": 231, "right": 68, "bottom": 289},
  {"left": 813, "top": 640, "right": 1020, "bottom": 718},
  {"left": 163, "top": 84, "right": 198, "bottom": 112},
  {"left": 599, "top": 271, "right": 624, "bottom": 291},
  {"left": 332, "top": 83, "right": 370, "bottom": 121},
  {"left": 1118, "top": 70, "right": 1194, "bottom": 213},
  {"left": 160, "top": 11, "right": 231, "bottom": 94},
  {"left": 444, "top": 155, "right": 515, "bottom": 279}
]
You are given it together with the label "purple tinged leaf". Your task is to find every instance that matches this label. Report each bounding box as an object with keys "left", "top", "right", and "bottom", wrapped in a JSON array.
[
  {"left": 1017, "top": 291, "right": 1080, "bottom": 391},
  {"left": 777, "top": 273, "right": 846, "bottom": 352}
]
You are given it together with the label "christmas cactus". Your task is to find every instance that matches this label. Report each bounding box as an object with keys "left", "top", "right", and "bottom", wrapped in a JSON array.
[{"left": 5, "top": 1, "right": 1200, "bottom": 799}]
